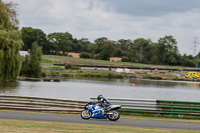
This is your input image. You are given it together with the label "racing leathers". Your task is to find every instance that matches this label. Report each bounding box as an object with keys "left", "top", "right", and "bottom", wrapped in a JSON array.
[{"left": 97, "top": 96, "right": 110, "bottom": 111}]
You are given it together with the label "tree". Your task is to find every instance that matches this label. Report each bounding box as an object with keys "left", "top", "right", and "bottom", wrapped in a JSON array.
[
  {"left": 156, "top": 35, "right": 179, "bottom": 65},
  {"left": 117, "top": 39, "right": 133, "bottom": 57},
  {"left": 48, "top": 32, "right": 73, "bottom": 55},
  {"left": 195, "top": 52, "right": 200, "bottom": 68},
  {"left": 128, "top": 38, "right": 152, "bottom": 63},
  {"left": 0, "top": 1, "right": 19, "bottom": 30},
  {"left": 118, "top": 39, "right": 132, "bottom": 51},
  {"left": 28, "top": 42, "right": 42, "bottom": 77},
  {"left": 121, "top": 56, "right": 129, "bottom": 62},
  {"left": 96, "top": 50, "right": 110, "bottom": 60},
  {"left": 20, "top": 42, "right": 42, "bottom": 78},
  {"left": 78, "top": 38, "right": 91, "bottom": 52},
  {"left": 71, "top": 38, "right": 82, "bottom": 52},
  {"left": 21, "top": 27, "right": 49, "bottom": 54},
  {"left": 133, "top": 38, "right": 152, "bottom": 63},
  {"left": 179, "top": 54, "right": 195, "bottom": 67},
  {"left": 94, "top": 37, "right": 108, "bottom": 53},
  {"left": 80, "top": 52, "right": 90, "bottom": 58},
  {"left": 0, "top": 1, "right": 23, "bottom": 81},
  {"left": 96, "top": 40, "right": 118, "bottom": 60},
  {"left": 87, "top": 43, "right": 97, "bottom": 59}
]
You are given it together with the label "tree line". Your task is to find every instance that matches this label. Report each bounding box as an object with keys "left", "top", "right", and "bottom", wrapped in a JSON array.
[
  {"left": 21, "top": 27, "right": 199, "bottom": 67},
  {"left": 0, "top": 1, "right": 23, "bottom": 81},
  {"left": 0, "top": 1, "right": 199, "bottom": 82},
  {"left": 0, "top": 1, "right": 42, "bottom": 81}
]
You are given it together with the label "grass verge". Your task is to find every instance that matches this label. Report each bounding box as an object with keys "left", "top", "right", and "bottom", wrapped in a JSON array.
[
  {"left": 42, "top": 55, "right": 193, "bottom": 69},
  {"left": 0, "top": 119, "right": 199, "bottom": 133}
]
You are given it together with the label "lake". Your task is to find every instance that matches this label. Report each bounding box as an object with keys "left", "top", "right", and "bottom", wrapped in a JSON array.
[{"left": 0, "top": 78, "right": 200, "bottom": 102}]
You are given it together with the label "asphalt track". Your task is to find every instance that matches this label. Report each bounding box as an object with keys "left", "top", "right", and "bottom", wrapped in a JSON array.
[{"left": 0, "top": 111, "right": 200, "bottom": 131}]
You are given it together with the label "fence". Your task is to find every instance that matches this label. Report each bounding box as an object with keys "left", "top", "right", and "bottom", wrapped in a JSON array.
[
  {"left": 0, "top": 95, "right": 88, "bottom": 113},
  {"left": 91, "top": 97, "right": 200, "bottom": 119},
  {"left": 157, "top": 100, "right": 200, "bottom": 119},
  {"left": 0, "top": 95, "right": 200, "bottom": 119}
]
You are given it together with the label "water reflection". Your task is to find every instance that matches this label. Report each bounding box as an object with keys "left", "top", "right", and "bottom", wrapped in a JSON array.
[
  {"left": 66, "top": 78, "right": 200, "bottom": 88},
  {"left": 1, "top": 78, "right": 200, "bottom": 101},
  {"left": 187, "top": 83, "right": 200, "bottom": 87},
  {"left": 62, "top": 77, "right": 126, "bottom": 82},
  {"left": 0, "top": 81, "right": 19, "bottom": 93},
  {"left": 130, "top": 79, "right": 178, "bottom": 87},
  {"left": 130, "top": 79, "right": 200, "bottom": 89}
]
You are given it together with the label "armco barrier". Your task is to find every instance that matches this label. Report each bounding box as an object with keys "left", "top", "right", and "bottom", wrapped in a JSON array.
[
  {"left": 91, "top": 97, "right": 200, "bottom": 119},
  {"left": 1, "top": 95, "right": 200, "bottom": 119},
  {"left": 90, "top": 97, "right": 159, "bottom": 116},
  {"left": 157, "top": 100, "right": 200, "bottom": 119},
  {"left": 0, "top": 95, "right": 88, "bottom": 113}
]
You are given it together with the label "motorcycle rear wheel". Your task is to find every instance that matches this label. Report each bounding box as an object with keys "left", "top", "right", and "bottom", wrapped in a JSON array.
[
  {"left": 107, "top": 110, "right": 120, "bottom": 121},
  {"left": 81, "top": 109, "right": 92, "bottom": 120}
]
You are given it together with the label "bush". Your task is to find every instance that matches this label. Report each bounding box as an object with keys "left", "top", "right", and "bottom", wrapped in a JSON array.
[
  {"left": 71, "top": 65, "right": 80, "bottom": 70},
  {"left": 65, "top": 63, "right": 72, "bottom": 69},
  {"left": 65, "top": 63, "right": 80, "bottom": 70},
  {"left": 122, "top": 56, "right": 129, "bottom": 62},
  {"left": 61, "top": 73, "right": 71, "bottom": 77},
  {"left": 50, "top": 70, "right": 60, "bottom": 75},
  {"left": 41, "top": 69, "right": 50, "bottom": 77},
  {"left": 96, "top": 50, "right": 109, "bottom": 60},
  {"left": 173, "top": 76, "right": 179, "bottom": 80},
  {"left": 80, "top": 52, "right": 90, "bottom": 58},
  {"left": 129, "top": 75, "right": 137, "bottom": 78}
]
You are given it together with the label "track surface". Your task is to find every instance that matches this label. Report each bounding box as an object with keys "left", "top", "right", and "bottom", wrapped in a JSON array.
[{"left": 0, "top": 111, "right": 200, "bottom": 131}]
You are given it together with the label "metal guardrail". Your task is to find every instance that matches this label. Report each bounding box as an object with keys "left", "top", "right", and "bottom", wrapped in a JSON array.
[
  {"left": 91, "top": 97, "right": 159, "bottom": 116},
  {"left": 91, "top": 97, "right": 200, "bottom": 119},
  {"left": 90, "top": 97, "right": 157, "bottom": 110},
  {"left": 157, "top": 100, "right": 200, "bottom": 119},
  {"left": 0, "top": 95, "right": 88, "bottom": 113},
  {"left": 1, "top": 95, "right": 200, "bottom": 119}
]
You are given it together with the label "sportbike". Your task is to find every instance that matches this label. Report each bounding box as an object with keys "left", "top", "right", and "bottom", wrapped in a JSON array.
[{"left": 81, "top": 101, "right": 121, "bottom": 121}]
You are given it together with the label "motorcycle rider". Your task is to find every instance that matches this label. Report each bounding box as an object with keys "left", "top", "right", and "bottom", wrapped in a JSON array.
[{"left": 97, "top": 95, "right": 110, "bottom": 112}]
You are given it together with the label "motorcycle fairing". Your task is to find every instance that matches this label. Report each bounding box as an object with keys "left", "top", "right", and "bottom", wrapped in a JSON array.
[{"left": 88, "top": 104, "right": 107, "bottom": 119}]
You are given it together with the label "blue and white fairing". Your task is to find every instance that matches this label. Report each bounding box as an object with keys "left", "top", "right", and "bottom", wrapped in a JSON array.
[
  {"left": 107, "top": 105, "right": 121, "bottom": 110},
  {"left": 82, "top": 101, "right": 121, "bottom": 121},
  {"left": 85, "top": 101, "right": 121, "bottom": 119},
  {"left": 87, "top": 104, "right": 107, "bottom": 119}
]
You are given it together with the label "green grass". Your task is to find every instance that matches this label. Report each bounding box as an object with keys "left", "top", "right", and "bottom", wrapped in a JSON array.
[
  {"left": 41, "top": 58, "right": 54, "bottom": 63},
  {"left": 42, "top": 55, "right": 193, "bottom": 69},
  {"left": 61, "top": 70, "right": 125, "bottom": 78},
  {"left": 0, "top": 119, "right": 199, "bottom": 133}
]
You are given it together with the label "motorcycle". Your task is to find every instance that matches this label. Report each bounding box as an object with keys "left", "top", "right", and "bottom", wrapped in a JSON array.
[{"left": 81, "top": 101, "right": 121, "bottom": 121}]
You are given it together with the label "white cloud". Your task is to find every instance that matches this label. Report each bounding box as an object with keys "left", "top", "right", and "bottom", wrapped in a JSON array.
[{"left": 9, "top": 0, "right": 200, "bottom": 55}]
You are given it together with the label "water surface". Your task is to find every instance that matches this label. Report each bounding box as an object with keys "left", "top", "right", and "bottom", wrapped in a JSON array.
[{"left": 0, "top": 78, "right": 200, "bottom": 102}]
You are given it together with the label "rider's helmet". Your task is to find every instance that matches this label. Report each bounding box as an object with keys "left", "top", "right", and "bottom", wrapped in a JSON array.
[{"left": 97, "top": 95, "right": 102, "bottom": 101}]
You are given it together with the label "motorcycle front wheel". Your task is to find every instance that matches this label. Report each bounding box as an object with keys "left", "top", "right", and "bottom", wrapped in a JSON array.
[
  {"left": 107, "top": 110, "right": 120, "bottom": 121},
  {"left": 81, "top": 109, "right": 92, "bottom": 120}
]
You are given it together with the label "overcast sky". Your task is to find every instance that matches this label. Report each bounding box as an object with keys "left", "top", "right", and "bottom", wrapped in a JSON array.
[{"left": 8, "top": 0, "right": 200, "bottom": 55}]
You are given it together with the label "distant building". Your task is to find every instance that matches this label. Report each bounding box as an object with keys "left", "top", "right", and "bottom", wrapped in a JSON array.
[
  {"left": 110, "top": 57, "right": 122, "bottom": 62},
  {"left": 67, "top": 52, "right": 80, "bottom": 58},
  {"left": 19, "top": 51, "right": 29, "bottom": 57}
]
